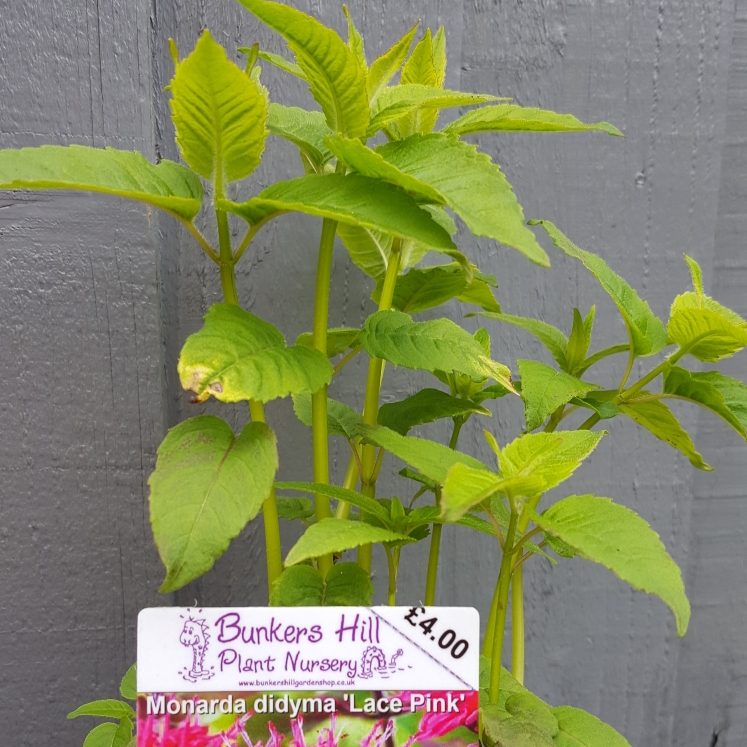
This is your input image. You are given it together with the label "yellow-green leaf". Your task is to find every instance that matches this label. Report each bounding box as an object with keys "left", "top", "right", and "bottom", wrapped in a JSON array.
[{"left": 367, "top": 22, "right": 419, "bottom": 102}]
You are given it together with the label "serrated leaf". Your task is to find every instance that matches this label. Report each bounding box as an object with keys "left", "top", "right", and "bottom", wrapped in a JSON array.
[
  {"left": 378, "top": 388, "right": 490, "bottom": 435},
  {"left": 373, "top": 134, "right": 548, "bottom": 265},
  {"left": 367, "top": 23, "right": 419, "bottom": 102},
  {"left": 83, "top": 723, "right": 120, "bottom": 747},
  {"left": 149, "top": 416, "right": 278, "bottom": 592},
  {"left": 565, "top": 308, "right": 593, "bottom": 375},
  {"left": 529, "top": 494, "right": 691, "bottom": 636},
  {"left": 572, "top": 391, "right": 622, "bottom": 420},
  {"left": 237, "top": 0, "right": 369, "bottom": 137},
  {"left": 267, "top": 104, "right": 334, "bottom": 172},
  {"left": 274, "top": 497, "right": 314, "bottom": 521},
  {"left": 367, "top": 84, "right": 498, "bottom": 135},
  {"left": 222, "top": 174, "right": 456, "bottom": 252},
  {"left": 292, "top": 393, "right": 363, "bottom": 440},
  {"left": 258, "top": 50, "right": 307, "bottom": 79},
  {"left": 285, "top": 519, "right": 410, "bottom": 565},
  {"left": 397, "top": 30, "right": 439, "bottom": 136},
  {"left": 619, "top": 399, "right": 711, "bottom": 470},
  {"left": 552, "top": 705, "right": 632, "bottom": 747},
  {"left": 518, "top": 360, "right": 600, "bottom": 430},
  {"left": 443, "top": 105, "right": 622, "bottom": 137},
  {"left": 373, "top": 263, "right": 499, "bottom": 315},
  {"left": 119, "top": 665, "right": 136, "bottom": 701},
  {"left": 357, "top": 424, "right": 488, "bottom": 484},
  {"left": 479, "top": 312, "right": 568, "bottom": 369},
  {"left": 0, "top": 145, "right": 202, "bottom": 220},
  {"left": 500, "top": 430, "right": 605, "bottom": 493},
  {"left": 667, "top": 306, "right": 747, "bottom": 362},
  {"left": 270, "top": 564, "right": 324, "bottom": 606},
  {"left": 296, "top": 327, "right": 361, "bottom": 357},
  {"left": 663, "top": 366, "right": 747, "bottom": 439},
  {"left": 342, "top": 5, "right": 366, "bottom": 72},
  {"left": 67, "top": 700, "right": 135, "bottom": 721},
  {"left": 170, "top": 30, "right": 267, "bottom": 185},
  {"left": 530, "top": 220, "right": 667, "bottom": 356},
  {"left": 677, "top": 254, "right": 743, "bottom": 323},
  {"left": 178, "top": 304, "right": 332, "bottom": 404},
  {"left": 324, "top": 562, "right": 375, "bottom": 605},
  {"left": 441, "top": 463, "right": 535, "bottom": 522},
  {"left": 276, "top": 481, "right": 390, "bottom": 524},
  {"left": 361, "top": 310, "right": 515, "bottom": 391}
]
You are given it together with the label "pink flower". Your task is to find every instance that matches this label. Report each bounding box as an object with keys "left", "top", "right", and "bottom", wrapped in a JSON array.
[{"left": 397, "top": 691, "right": 479, "bottom": 741}]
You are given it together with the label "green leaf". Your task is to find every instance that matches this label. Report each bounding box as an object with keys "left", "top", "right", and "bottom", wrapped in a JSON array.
[
  {"left": 663, "top": 366, "right": 747, "bottom": 440},
  {"left": 270, "top": 562, "right": 374, "bottom": 606},
  {"left": 678, "top": 254, "right": 743, "bottom": 323},
  {"left": 169, "top": 30, "right": 267, "bottom": 185},
  {"left": 83, "top": 723, "right": 120, "bottom": 747},
  {"left": 0, "top": 145, "right": 202, "bottom": 220},
  {"left": 619, "top": 399, "right": 711, "bottom": 470},
  {"left": 323, "top": 562, "right": 375, "bottom": 605},
  {"left": 67, "top": 700, "right": 135, "bottom": 721},
  {"left": 374, "top": 134, "right": 549, "bottom": 266},
  {"left": 530, "top": 220, "right": 667, "bottom": 356},
  {"left": 275, "top": 481, "right": 390, "bottom": 524},
  {"left": 479, "top": 312, "right": 568, "bottom": 369},
  {"left": 257, "top": 50, "right": 307, "bottom": 79},
  {"left": 500, "top": 430, "right": 606, "bottom": 493},
  {"left": 373, "top": 263, "right": 499, "bottom": 314},
  {"left": 267, "top": 104, "right": 333, "bottom": 172},
  {"left": 472, "top": 383, "right": 512, "bottom": 404},
  {"left": 119, "top": 665, "right": 136, "bottom": 701},
  {"left": 296, "top": 327, "right": 361, "bottom": 357},
  {"left": 552, "top": 706, "right": 631, "bottom": 747},
  {"left": 528, "top": 494, "right": 691, "bottom": 637},
  {"left": 113, "top": 719, "right": 133, "bottom": 747},
  {"left": 367, "top": 84, "right": 498, "bottom": 135},
  {"left": 443, "top": 105, "right": 622, "bottom": 137},
  {"left": 237, "top": 0, "right": 369, "bottom": 137},
  {"left": 291, "top": 393, "right": 363, "bottom": 440},
  {"left": 149, "top": 416, "right": 278, "bottom": 592},
  {"left": 342, "top": 5, "right": 367, "bottom": 72},
  {"left": 572, "top": 391, "right": 622, "bottom": 420},
  {"left": 285, "top": 519, "right": 411, "bottom": 565},
  {"left": 518, "top": 360, "right": 600, "bottom": 430},
  {"left": 222, "top": 174, "right": 456, "bottom": 251},
  {"left": 667, "top": 306, "right": 747, "bottom": 362},
  {"left": 367, "top": 23, "right": 419, "bottom": 102},
  {"left": 565, "top": 308, "right": 593, "bottom": 375},
  {"left": 274, "top": 497, "right": 314, "bottom": 521},
  {"left": 357, "top": 424, "right": 489, "bottom": 484},
  {"left": 178, "top": 304, "right": 332, "bottom": 404},
  {"left": 361, "top": 310, "right": 515, "bottom": 392},
  {"left": 397, "top": 30, "right": 441, "bottom": 136},
  {"left": 378, "top": 388, "right": 490, "bottom": 435},
  {"left": 270, "top": 564, "right": 324, "bottom": 606},
  {"left": 441, "top": 463, "right": 526, "bottom": 522},
  {"left": 481, "top": 701, "right": 557, "bottom": 747}
]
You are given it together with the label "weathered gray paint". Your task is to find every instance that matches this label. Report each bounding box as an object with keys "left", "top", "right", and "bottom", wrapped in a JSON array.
[{"left": 0, "top": 1, "right": 744, "bottom": 745}]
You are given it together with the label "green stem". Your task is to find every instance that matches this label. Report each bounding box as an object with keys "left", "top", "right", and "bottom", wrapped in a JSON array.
[
  {"left": 385, "top": 545, "right": 400, "bottom": 605},
  {"left": 358, "top": 241, "right": 403, "bottom": 570},
  {"left": 311, "top": 217, "right": 339, "bottom": 578},
  {"left": 618, "top": 345, "right": 689, "bottom": 402},
  {"left": 489, "top": 511, "right": 518, "bottom": 704},
  {"left": 250, "top": 400, "right": 284, "bottom": 591},
  {"left": 424, "top": 522, "right": 442, "bottom": 606},
  {"left": 511, "top": 563, "right": 525, "bottom": 685},
  {"left": 578, "top": 412, "right": 601, "bottom": 430},
  {"left": 214, "top": 197, "right": 281, "bottom": 595},
  {"left": 335, "top": 452, "right": 360, "bottom": 520},
  {"left": 543, "top": 405, "right": 565, "bottom": 433}
]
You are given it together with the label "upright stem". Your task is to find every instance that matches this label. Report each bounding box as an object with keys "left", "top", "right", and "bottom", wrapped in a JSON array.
[
  {"left": 385, "top": 546, "right": 399, "bottom": 606},
  {"left": 424, "top": 523, "right": 442, "bottom": 606},
  {"left": 334, "top": 452, "right": 359, "bottom": 520},
  {"left": 250, "top": 400, "right": 284, "bottom": 589},
  {"left": 311, "top": 217, "right": 338, "bottom": 578},
  {"left": 358, "top": 240, "right": 403, "bottom": 571},
  {"left": 511, "top": 564, "right": 525, "bottom": 684},
  {"left": 489, "top": 511, "right": 518, "bottom": 704},
  {"left": 214, "top": 190, "right": 281, "bottom": 596}
]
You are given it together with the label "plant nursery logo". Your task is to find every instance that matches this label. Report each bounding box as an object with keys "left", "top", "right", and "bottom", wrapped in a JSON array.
[
  {"left": 359, "top": 645, "right": 405, "bottom": 679},
  {"left": 177, "top": 609, "right": 216, "bottom": 683}
]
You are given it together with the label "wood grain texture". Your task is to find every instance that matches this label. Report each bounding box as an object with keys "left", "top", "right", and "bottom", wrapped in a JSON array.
[{"left": 0, "top": 1, "right": 745, "bottom": 745}]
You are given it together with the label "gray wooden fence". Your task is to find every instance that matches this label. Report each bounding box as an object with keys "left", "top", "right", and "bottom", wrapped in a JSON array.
[{"left": 1, "top": 1, "right": 745, "bottom": 745}]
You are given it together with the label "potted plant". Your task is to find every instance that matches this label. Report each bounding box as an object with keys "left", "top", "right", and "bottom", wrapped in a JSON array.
[{"left": 2, "top": 1, "right": 745, "bottom": 745}]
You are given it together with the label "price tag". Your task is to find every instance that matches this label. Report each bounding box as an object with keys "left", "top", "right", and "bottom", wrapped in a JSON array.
[{"left": 136, "top": 606, "right": 479, "bottom": 747}]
